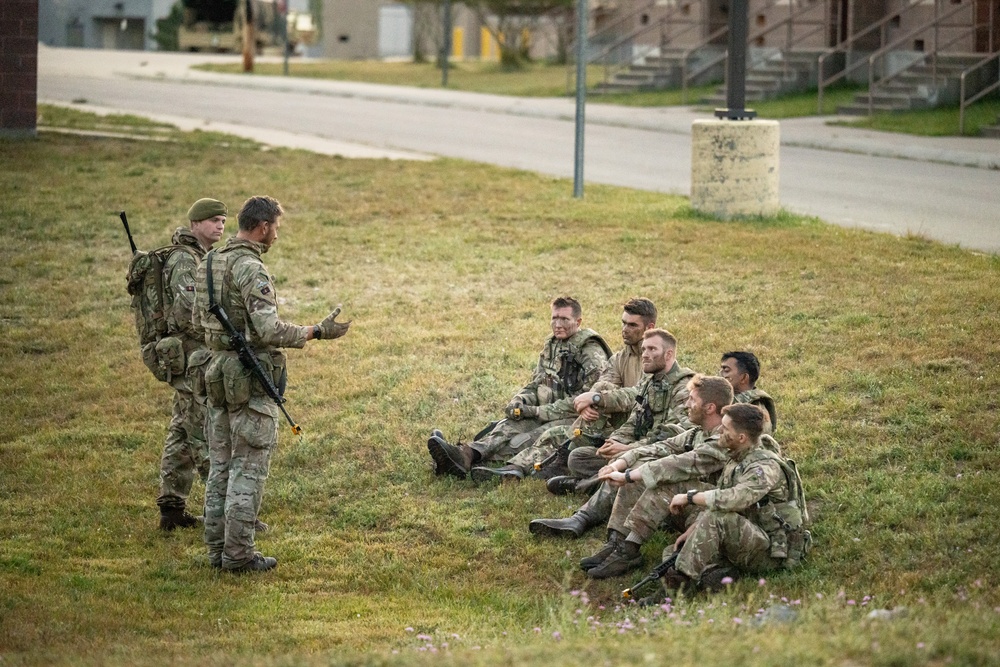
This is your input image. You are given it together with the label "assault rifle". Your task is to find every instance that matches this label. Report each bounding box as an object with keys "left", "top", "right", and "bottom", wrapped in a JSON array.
[
  {"left": 621, "top": 550, "right": 680, "bottom": 600},
  {"left": 205, "top": 252, "right": 301, "bottom": 436},
  {"left": 208, "top": 301, "right": 302, "bottom": 436},
  {"left": 120, "top": 211, "right": 138, "bottom": 254}
]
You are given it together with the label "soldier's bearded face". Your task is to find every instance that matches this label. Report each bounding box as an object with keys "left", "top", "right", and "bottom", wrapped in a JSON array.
[
  {"left": 551, "top": 306, "right": 581, "bottom": 340},
  {"left": 640, "top": 338, "right": 669, "bottom": 373},
  {"left": 719, "top": 415, "right": 743, "bottom": 451},
  {"left": 260, "top": 218, "right": 280, "bottom": 252},
  {"left": 686, "top": 389, "right": 705, "bottom": 426},
  {"left": 621, "top": 312, "right": 646, "bottom": 346}
]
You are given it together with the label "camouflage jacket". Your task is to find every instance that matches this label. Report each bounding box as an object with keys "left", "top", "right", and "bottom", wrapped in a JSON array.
[
  {"left": 515, "top": 328, "right": 611, "bottom": 408},
  {"left": 735, "top": 387, "right": 777, "bottom": 431},
  {"left": 162, "top": 227, "right": 207, "bottom": 353},
  {"left": 702, "top": 442, "right": 790, "bottom": 515},
  {"left": 196, "top": 237, "right": 309, "bottom": 353},
  {"left": 537, "top": 342, "right": 642, "bottom": 421},
  {"left": 618, "top": 424, "right": 728, "bottom": 488},
  {"left": 607, "top": 361, "right": 696, "bottom": 448}
]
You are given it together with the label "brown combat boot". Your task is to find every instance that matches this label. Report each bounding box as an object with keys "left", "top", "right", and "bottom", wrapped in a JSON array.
[
  {"left": 587, "top": 539, "right": 643, "bottom": 579},
  {"left": 428, "top": 430, "right": 476, "bottom": 479},
  {"left": 159, "top": 508, "right": 201, "bottom": 531},
  {"left": 579, "top": 530, "right": 624, "bottom": 571}
]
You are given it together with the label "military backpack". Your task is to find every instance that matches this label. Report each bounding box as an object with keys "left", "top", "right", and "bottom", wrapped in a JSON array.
[{"left": 126, "top": 244, "right": 197, "bottom": 383}]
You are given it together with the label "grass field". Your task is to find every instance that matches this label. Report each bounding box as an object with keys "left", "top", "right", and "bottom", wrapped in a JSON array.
[{"left": 1, "top": 106, "right": 999, "bottom": 666}]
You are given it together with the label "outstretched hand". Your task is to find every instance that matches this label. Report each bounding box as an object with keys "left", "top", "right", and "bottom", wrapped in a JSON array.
[{"left": 318, "top": 305, "right": 351, "bottom": 339}]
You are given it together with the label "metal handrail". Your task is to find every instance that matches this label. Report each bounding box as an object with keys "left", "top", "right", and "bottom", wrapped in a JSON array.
[
  {"left": 818, "top": 0, "right": 927, "bottom": 113},
  {"left": 866, "top": 1, "right": 973, "bottom": 115},
  {"left": 749, "top": 0, "right": 827, "bottom": 80},
  {"left": 960, "top": 52, "right": 1000, "bottom": 133},
  {"left": 681, "top": 24, "right": 729, "bottom": 103}
]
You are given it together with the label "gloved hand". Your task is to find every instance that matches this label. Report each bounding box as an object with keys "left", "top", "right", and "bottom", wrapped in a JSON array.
[
  {"left": 317, "top": 306, "right": 351, "bottom": 340},
  {"left": 518, "top": 404, "right": 539, "bottom": 419},
  {"left": 505, "top": 401, "right": 524, "bottom": 420}
]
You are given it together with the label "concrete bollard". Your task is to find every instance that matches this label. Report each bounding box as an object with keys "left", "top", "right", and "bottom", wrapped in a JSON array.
[{"left": 690, "top": 119, "right": 780, "bottom": 219}]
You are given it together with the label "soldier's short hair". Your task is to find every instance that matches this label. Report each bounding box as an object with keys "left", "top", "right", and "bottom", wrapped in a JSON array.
[
  {"left": 688, "top": 374, "right": 733, "bottom": 412},
  {"left": 551, "top": 296, "right": 582, "bottom": 319},
  {"left": 237, "top": 195, "right": 284, "bottom": 233},
  {"left": 623, "top": 297, "right": 657, "bottom": 325},
  {"left": 721, "top": 403, "right": 767, "bottom": 442},
  {"left": 643, "top": 328, "right": 677, "bottom": 350},
  {"left": 721, "top": 350, "right": 761, "bottom": 387}
]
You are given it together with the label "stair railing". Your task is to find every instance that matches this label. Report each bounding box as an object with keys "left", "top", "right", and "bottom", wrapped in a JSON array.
[
  {"left": 865, "top": 1, "right": 974, "bottom": 116},
  {"left": 960, "top": 1, "right": 999, "bottom": 134},
  {"left": 818, "top": 0, "right": 927, "bottom": 113}
]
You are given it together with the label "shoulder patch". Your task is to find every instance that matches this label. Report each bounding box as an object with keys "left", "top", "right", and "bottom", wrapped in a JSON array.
[{"left": 257, "top": 280, "right": 272, "bottom": 296}]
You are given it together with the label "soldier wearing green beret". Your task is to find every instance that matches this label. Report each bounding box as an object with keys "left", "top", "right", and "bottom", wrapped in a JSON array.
[{"left": 155, "top": 198, "right": 228, "bottom": 530}]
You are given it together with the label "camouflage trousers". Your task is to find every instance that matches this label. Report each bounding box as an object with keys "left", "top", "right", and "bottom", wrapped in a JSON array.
[
  {"left": 204, "top": 397, "right": 278, "bottom": 569},
  {"left": 156, "top": 380, "right": 209, "bottom": 511},
  {"left": 607, "top": 480, "right": 715, "bottom": 542},
  {"left": 675, "top": 509, "right": 783, "bottom": 581},
  {"left": 472, "top": 417, "right": 576, "bottom": 464},
  {"left": 566, "top": 446, "right": 608, "bottom": 479},
  {"left": 508, "top": 415, "right": 614, "bottom": 472}
]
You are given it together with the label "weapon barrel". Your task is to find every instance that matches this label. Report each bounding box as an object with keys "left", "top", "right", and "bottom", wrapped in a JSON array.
[{"left": 119, "top": 211, "right": 138, "bottom": 255}]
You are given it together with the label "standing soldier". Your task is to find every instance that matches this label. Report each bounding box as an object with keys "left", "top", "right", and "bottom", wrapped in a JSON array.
[
  {"left": 128, "top": 198, "right": 227, "bottom": 530},
  {"left": 197, "top": 196, "right": 351, "bottom": 573}
]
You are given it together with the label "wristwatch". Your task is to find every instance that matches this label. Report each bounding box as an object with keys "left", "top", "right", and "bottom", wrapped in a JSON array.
[
  {"left": 624, "top": 468, "right": 633, "bottom": 483},
  {"left": 313, "top": 325, "right": 322, "bottom": 340},
  {"left": 592, "top": 393, "right": 602, "bottom": 404},
  {"left": 686, "top": 489, "right": 698, "bottom": 504}
]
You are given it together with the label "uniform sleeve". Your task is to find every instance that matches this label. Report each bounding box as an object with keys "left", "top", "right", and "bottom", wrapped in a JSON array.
[
  {"left": 663, "top": 381, "right": 694, "bottom": 431},
  {"left": 236, "top": 260, "right": 309, "bottom": 349},
  {"left": 598, "top": 349, "right": 624, "bottom": 386},
  {"left": 598, "top": 384, "right": 641, "bottom": 414},
  {"left": 165, "top": 252, "right": 198, "bottom": 339},
  {"left": 704, "top": 459, "right": 783, "bottom": 512},
  {"left": 617, "top": 430, "right": 688, "bottom": 467},
  {"left": 579, "top": 339, "right": 610, "bottom": 388},
  {"left": 640, "top": 439, "right": 729, "bottom": 487}
]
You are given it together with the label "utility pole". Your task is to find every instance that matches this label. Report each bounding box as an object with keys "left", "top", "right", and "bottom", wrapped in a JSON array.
[
  {"left": 441, "top": 0, "right": 452, "bottom": 87},
  {"left": 282, "top": 0, "right": 289, "bottom": 76},
  {"left": 715, "top": 0, "right": 755, "bottom": 120},
  {"left": 242, "top": 0, "right": 255, "bottom": 73},
  {"left": 573, "top": 0, "right": 588, "bottom": 198}
]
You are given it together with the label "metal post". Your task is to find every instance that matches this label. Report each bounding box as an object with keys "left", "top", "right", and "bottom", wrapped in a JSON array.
[
  {"left": 441, "top": 0, "right": 452, "bottom": 87},
  {"left": 282, "top": 0, "right": 289, "bottom": 76},
  {"left": 715, "top": 0, "right": 754, "bottom": 119},
  {"left": 573, "top": 0, "right": 588, "bottom": 198}
]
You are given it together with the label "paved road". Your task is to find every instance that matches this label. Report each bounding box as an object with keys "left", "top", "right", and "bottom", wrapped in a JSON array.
[{"left": 37, "top": 47, "right": 1000, "bottom": 254}]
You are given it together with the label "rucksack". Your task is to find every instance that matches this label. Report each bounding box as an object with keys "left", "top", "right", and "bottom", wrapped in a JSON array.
[{"left": 126, "top": 244, "right": 197, "bottom": 382}]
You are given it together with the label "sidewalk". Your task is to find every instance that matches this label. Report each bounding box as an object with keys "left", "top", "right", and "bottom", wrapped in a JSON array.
[{"left": 39, "top": 45, "right": 1000, "bottom": 171}]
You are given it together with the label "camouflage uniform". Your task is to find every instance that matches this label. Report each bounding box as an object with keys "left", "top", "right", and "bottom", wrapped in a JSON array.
[
  {"left": 471, "top": 329, "right": 610, "bottom": 464},
  {"left": 676, "top": 441, "right": 805, "bottom": 582},
  {"left": 196, "top": 238, "right": 310, "bottom": 569},
  {"left": 157, "top": 228, "right": 211, "bottom": 513},
  {"left": 606, "top": 425, "right": 727, "bottom": 542},
  {"left": 507, "top": 341, "right": 643, "bottom": 472},
  {"left": 560, "top": 363, "right": 697, "bottom": 527},
  {"left": 735, "top": 388, "right": 777, "bottom": 432},
  {"left": 567, "top": 361, "right": 696, "bottom": 479}
]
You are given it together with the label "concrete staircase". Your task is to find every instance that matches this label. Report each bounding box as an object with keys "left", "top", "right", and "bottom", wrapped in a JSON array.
[
  {"left": 698, "top": 50, "right": 823, "bottom": 105},
  {"left": 981, "top": 117, "right": 1000, "bottom": 138},
  {"left": 836, "top": 54, "right": 985, "bottom": 115},
  {"left": 591, "top": 47, "right": 725, "bottom": 94}
]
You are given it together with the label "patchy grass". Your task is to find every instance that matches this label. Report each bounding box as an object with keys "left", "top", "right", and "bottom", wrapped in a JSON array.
[
  {"left": 1, "top": 106, "right": 998, "bottom": 666},
  {"left": 832, "top": 94, "right": 1000, "bottom": 137}
]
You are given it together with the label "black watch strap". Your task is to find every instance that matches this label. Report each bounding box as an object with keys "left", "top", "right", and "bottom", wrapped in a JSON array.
[
  {"left": 687, "top": 489, "right": 697, "bottom": 504},
  {"left": 313, "top": 325, "right": 322, "bottom": 340}
]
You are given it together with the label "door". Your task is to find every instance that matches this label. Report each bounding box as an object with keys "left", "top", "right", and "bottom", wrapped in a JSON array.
[
  {"left": 975, "top": 0, "right": 999, "bottom": 52},
  {"left": 378, "top": 4, "right": 413, "bottom": 58}
]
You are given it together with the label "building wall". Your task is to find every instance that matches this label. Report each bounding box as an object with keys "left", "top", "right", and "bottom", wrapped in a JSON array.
[
  {"left": 38, "top": 0, "right": 175, "bottom": 51},
  {"left": 321, "top": 0, "right": 380, "bottom": 59},
  {"left": 1, "top": 0, "right": 39, "bottom": 138}
]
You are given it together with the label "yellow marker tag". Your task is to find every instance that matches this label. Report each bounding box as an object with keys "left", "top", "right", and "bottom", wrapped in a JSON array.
[
  {"left": 290, "top": 424, "right": 302, "bottom": 436},
  {"left": 514, "top": 408, "right": 521, "bottom": 418},
  {"left": 573, "top": 428, "right": 581, "bottom": 437}
]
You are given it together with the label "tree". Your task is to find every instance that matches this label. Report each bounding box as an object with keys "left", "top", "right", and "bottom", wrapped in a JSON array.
[
  {"left": 468, "top": 0, "right": 573, "bottom": 68},
  {"left": 153, "top": 1, "right": 185, "bottom": 51}
]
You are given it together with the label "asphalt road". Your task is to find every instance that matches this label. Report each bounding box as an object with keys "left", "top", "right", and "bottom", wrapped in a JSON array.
[{"left": 36, "top": 48, "right": 1000, "bottom": 254}]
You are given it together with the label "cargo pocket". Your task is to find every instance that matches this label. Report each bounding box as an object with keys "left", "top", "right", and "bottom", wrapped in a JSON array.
[
  {"left": 140, "top": 341, "right": 168, "bottom": 382},
  {"left": 186, "top": 348, "right": 212, "bottom": 398},
  {"left": 154, "top": 336, "right": 186, "bottom": 380},
  {"left": 222, "top": 355, "right": 252, "bottom": 407},
  {"left": 234, "top": 397, "right": 279, "bottom": 450},
  {"left": 205, "top": 356, "right": 227, "bottom": 407}
]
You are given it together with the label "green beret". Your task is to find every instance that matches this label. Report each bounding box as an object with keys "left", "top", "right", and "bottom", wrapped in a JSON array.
[{"left": 187, "top": 198, "right": 228, "bottom": 222}]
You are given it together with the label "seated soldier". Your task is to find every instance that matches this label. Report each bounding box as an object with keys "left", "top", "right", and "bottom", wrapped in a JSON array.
[
  {"left": 494, "top": 297, "right": 658, "bottom": 482},
  {"left": 719, "top": 350, "right": 777, "bottom": 431},
  {"left": 582, "top": 375, "right": 735, "bottom": 579},
  {"left": 527, "top": 329, "right": 695, "bottom": 537},
  {"left": 660, "top": 403, "right": 810, "bottom": 594},
  {"left": 429, "top": 296, "right": 611, "bottom": 480}
]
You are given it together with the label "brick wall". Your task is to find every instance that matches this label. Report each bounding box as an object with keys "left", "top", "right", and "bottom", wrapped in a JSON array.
[{"left": 0, "top": 0, "right": 39, "bottom": 138}]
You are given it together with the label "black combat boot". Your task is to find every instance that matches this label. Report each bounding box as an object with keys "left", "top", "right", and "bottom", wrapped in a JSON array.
[
  {"left": 579, "top": 530, "right": 624, "bottom": 571},
  {"left": 532, "top": 441, "right": 571, "bottom": 480},
  {"left": 587, "top": 539, "right": 643, "bottom": 579},
  {"left": 528, "top": 512, "right": 592, "bottom": 538},
  {"left": 546, "top": 475, "right": 580, "bottom": 495},
  {"left": 470, "top": 464, "right": 525, "bottom": 484},
  {"left": 225, "top": 552, "right": 277, "bottom": 574},
  {"left": 159, "top": 508, "right": 200, "bottom": 531},
  {"left": 428, "top": 430, "right": 477, "bottom": 479},
  {"left": 661, "top": 566, "right": 694, "bottom": 594}
]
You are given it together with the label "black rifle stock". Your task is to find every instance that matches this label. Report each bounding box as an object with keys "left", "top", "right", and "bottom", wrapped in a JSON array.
[
  {"left": 621, "top": 550, "right": 680, "bottom": 600},
  {"left": 119, "top": 211, "right": 138, "bottom": 255},
  {"left": 208, "top": 302, "right": 302, "bottom": 436}
]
